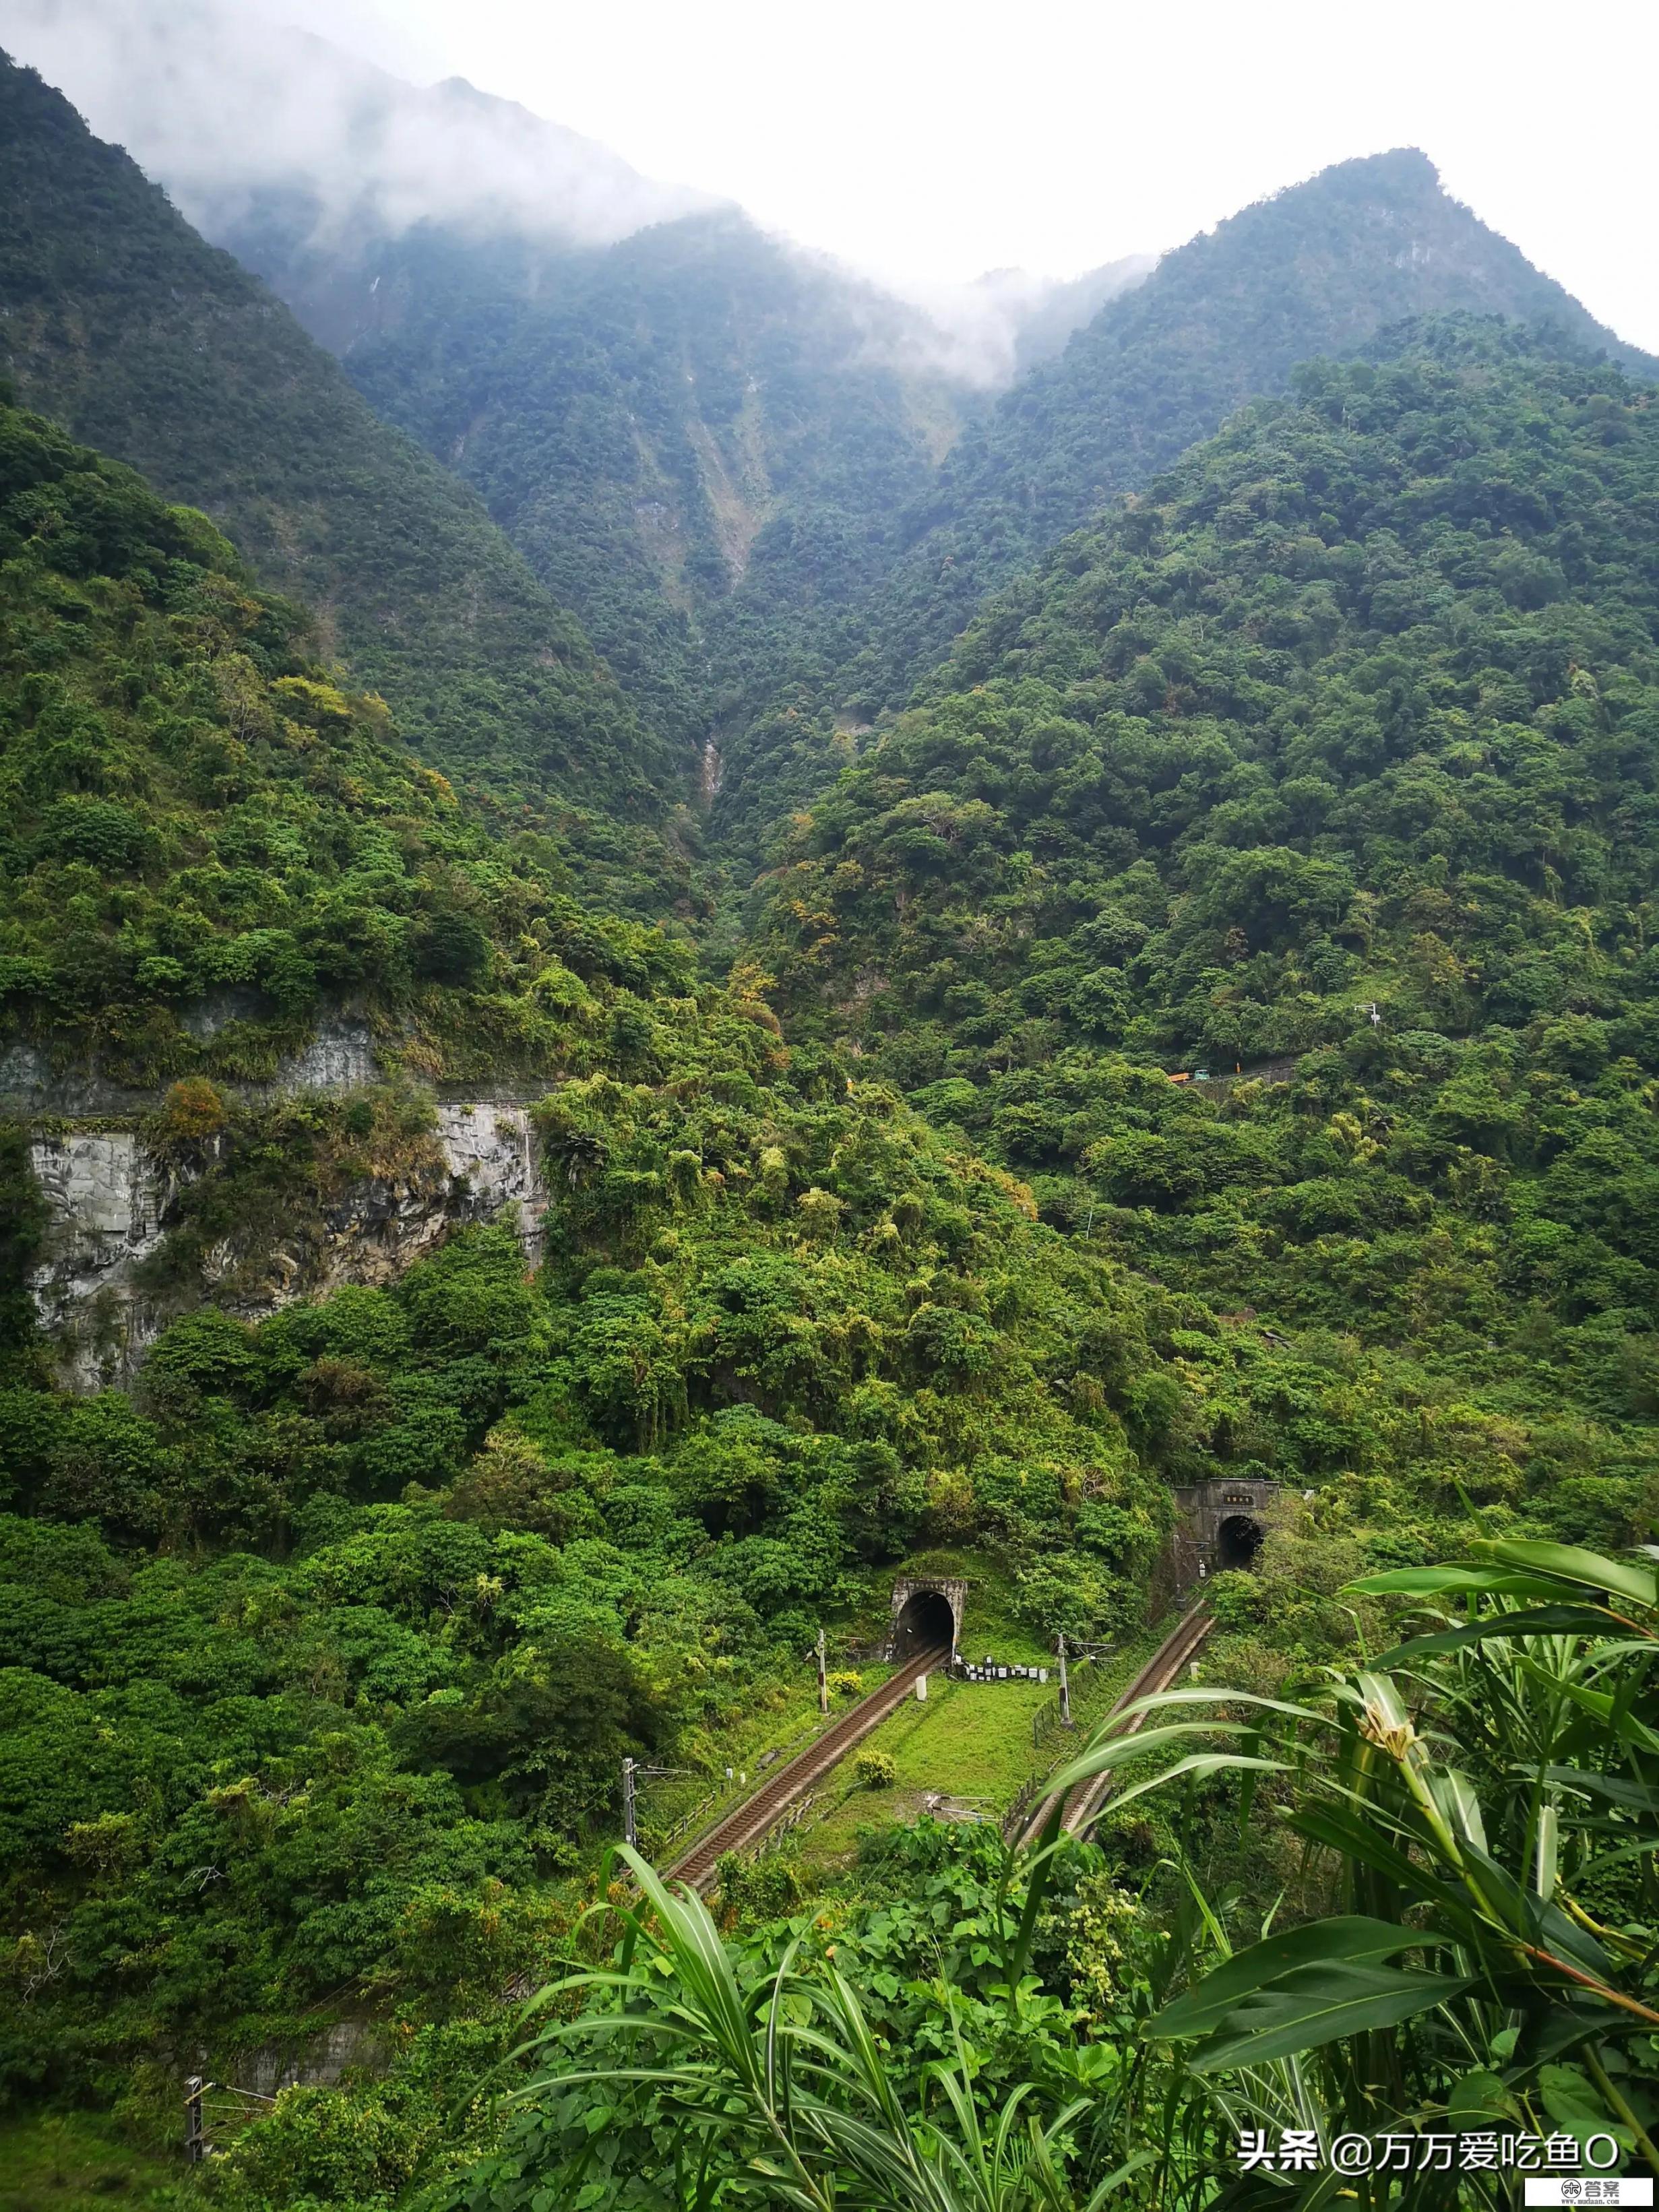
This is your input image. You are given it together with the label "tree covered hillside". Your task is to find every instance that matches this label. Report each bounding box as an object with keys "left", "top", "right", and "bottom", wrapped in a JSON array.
[
  {"left": 757, "top": 323, "right": 1659, "bottom": 1462},
  {"left": 0, "top": 56, "right": 683, "bottom": 832},
  {"left": 9, "top": 358, "right": 1657, "bottom": 2136},
  {"left": 0, "top": 391, "right": 1166, "bottom": 2096},
  {"left": 701, "top": 154, "right": 1657, "bottom": 868},
  {"left": 228, "top": 204, "right": 979, "bottom": 773},
  {"left": 844, "top": 152, "right": 1655, "bottom": 713},
  {"left": 0, "top": 396, "right": 697, "bottom": 1091},
  {"left": 11, "top": 33, "right": 1659, "bottom": 2194}
]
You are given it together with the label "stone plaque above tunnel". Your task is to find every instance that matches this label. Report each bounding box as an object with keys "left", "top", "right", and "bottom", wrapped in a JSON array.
[{"left": 887, "top": 1576, "right": 966, "bottom": 1660}]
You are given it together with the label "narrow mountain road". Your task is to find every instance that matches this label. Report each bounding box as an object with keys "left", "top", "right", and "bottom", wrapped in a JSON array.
[
  {"left": 1018, "top": 1604, "right": 1215, "bottom": 1843},
  {"left": 666, "top": 1646, "right": 949, "bottom": 1892}
]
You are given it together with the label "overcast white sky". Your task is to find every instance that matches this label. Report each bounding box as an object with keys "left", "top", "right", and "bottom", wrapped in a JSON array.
[{"left": 249, "top": 0, "right": 1659, "bottom": 351}]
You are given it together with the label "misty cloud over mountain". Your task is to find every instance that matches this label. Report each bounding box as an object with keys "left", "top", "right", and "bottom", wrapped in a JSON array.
[
  {"left": 0, "top": 0, "right": 1150, "bottom": 385},
  {"left": 0, "top": 0, "right": 716, "bottom": 247}
]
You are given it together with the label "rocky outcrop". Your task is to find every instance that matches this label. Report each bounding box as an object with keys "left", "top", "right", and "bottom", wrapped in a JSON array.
[
  {"left": 27, "top": 1131, "right": 179, "bottom": 1391},
  {"left": 0, "top": 1015, "right": 385, "bottom": 1118},
  {"left": 27, "top": 1100, "right": 550, "bottom": 1390},
  {"left": 437, "top": 1102, "right": 549, "bottom": 1267}
]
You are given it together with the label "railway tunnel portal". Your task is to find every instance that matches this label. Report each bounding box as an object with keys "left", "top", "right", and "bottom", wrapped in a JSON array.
[
  {"left": 1170, "top": 1477, "right": 1282, "bottom": 1589},
  {"left": 887, "top": 1576, "right": 966, "bottom": 1659}
]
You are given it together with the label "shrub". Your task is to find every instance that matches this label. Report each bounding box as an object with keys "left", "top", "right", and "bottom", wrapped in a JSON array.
[
  {"left": 854, "top": 1748, "right": 895, "bottom": 1790},
  {"left": 716, "top": 1852, "right": 803, "bottom": 1926},
  {"left": 156, "top": 1077, "right": 227, "bottom": 1142}
]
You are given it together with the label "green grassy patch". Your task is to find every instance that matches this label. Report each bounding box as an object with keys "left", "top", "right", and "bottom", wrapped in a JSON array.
[
  {"left": 795, "top": 1670, "right": 1047, "bottom": 1872},
  {"left": 790, "top": 1618, "right": 1170, "bottom": 1875},
  {"left": 0, "top": 2114, "right": 189, "bottom": 2212}
]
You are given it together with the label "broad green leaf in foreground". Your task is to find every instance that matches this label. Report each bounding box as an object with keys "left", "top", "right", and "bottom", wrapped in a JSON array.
[
  {"left": 1179, "top": 1962, "right": 1474, "bottom": 2075},
  {"left": 1150, "top": 1918, "right": 1435, "bottom": 2042}
]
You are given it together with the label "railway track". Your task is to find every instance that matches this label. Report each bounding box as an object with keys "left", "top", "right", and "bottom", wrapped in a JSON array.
[
  {"left": 1018, "top": 1603, "right": 1215, "bottom": 1844},
  {"left": 666, "top": 1645, "right": 950, "bottom": 1892}
]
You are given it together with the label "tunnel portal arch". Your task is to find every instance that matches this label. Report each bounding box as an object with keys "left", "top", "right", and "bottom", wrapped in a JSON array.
[
  {"left": 887, "top": 1576, "right": 966, "bottom": 1660},
  {"left": 1217, "top": 1513, "right": 1265, "bottom": 1571},
  {"left": 894, "top": 1589, "right": 954, "bottom": 1656}
]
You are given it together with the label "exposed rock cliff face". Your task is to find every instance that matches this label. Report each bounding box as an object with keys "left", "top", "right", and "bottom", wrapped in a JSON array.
[
  {"left": 0, "top": 1016, "right": 385, "bottom": 1118},
  {"left": 28, "top": 1100, "right": 550, "bottom": 1390},
  {"left": 436, "top": 1102, "right": 549, "bottom": 1267},
  {"left": 27, "top": 1131, "right": 176, "bottom": 1391}
]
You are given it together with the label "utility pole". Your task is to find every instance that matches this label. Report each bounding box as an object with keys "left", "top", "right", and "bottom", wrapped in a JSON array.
[
  {"left": 621, "top": 1755, "right": 637, "bottom": 1847},
  {"left": 1057, "top": 1633, "right": 1071, "bottom": 1728},
  {"left": 815, "top": 1626, "right": 828, "bottom": 1716},
  {"left": 185, "top": 2078, "right": 206, "bottom": 2164}
]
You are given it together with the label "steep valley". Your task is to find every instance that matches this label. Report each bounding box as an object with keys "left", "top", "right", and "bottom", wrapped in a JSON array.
[{"left": 3, "top": 23, "right": 1659, "bottom": 2210}]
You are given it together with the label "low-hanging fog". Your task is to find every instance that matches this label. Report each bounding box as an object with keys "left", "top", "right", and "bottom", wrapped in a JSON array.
[
  {"left": 0, "top": 0, "right": 1152, "bottom": 387},
  {"left": 0, "top": 0, "right": 714, "bottom": 247}
]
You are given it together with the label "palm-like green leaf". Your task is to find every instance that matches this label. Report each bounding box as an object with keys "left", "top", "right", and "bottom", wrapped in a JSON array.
[
  {"left": 1180, "top": 1961, "right": 1474, "bottom": 2074},
  {"left": 1150, "top": 1918, "right": 1435, "bottom": 2041}
]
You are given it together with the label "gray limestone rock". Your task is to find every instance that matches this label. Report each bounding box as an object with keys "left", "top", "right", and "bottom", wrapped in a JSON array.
[
  {"left": 437, "top": 1102, "right": 549, "bottom": 1267},
  {"left": 23, "top": 1095, "right": 551, "bottom": 1387},
  {"left": 28, "top": 1131, "right": 185, "bottom": 1390}
]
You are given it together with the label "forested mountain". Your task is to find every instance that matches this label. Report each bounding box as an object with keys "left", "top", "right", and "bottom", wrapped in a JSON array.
[
  {"left": 0, "top": 55, "right": 684, "bottom": 846},
  {"left": 8, "top": 369, "right": 1657, "bottom": 2148},
  {"left": 9, "top": 22, "right": 1659, "bottom": 2202},
  {"left": 759, "top": 321, "right": 1659, "bottom": 1414},
  {"left": 837, "top": 151, "right": 1656, "bottom": 715},
  {"left": 6, "top": 1, "right": 1151, "bottom": 820},
  {"left": 0, "top": 386, "right": 1193, "bottom": 2097},
  {"left": 226, "top": 204, "right": 982, "bottom": 768},
  {"left": 0, "top": 0, "right": 712, "bottom": 259},
  {"left": 226, "top": 203, "right": 1152, "bottom": 773},
  {"left": 710, "top": 154, "right": 1659, "bottom": 858},
  {"left": 254, "top": 146, "right": 1636, "bottom": 868}
]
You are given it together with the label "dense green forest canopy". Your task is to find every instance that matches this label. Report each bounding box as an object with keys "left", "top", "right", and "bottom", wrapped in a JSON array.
[
  {"left": 230, "top": 146, "right": 1644, "bottom": 879},
  {"left": 9, "top": 340, "right": 1655, "bottom": 2152},
  {"left": 0, "top": 55, "right": 684, "bottom": 842},
  {"left": 5, "top": 44, "right": 1659, "bottom": 2201},
  {"left": 757, "top": 323, "right": 1659, "bottom": 1455},
  {"left": 764, "top": 323, "right": 1659, "bottom": 1067},
  {"left": 0, "top": 396, "right": 693, "bottom": 1087}
]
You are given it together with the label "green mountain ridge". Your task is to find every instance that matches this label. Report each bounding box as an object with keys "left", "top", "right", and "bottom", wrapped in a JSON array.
[
  {"left": 757, "top": 319, "right": 1659, "bottom": 1399},
  {"left": 8, "top": 37, "right": 1659, "bottom": 2205},
  {"left": 844, "top": 149, "right": 1658, "bottom": 713},
  {"left": 54, "top": 19, "right": 1646, "bottom": 908},
  {"left": 0, "top": 54, "right": 686, "bottom": 855},
  {"left": 702, "top": 152, "right": 1659, "bottom": 867}
]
